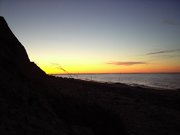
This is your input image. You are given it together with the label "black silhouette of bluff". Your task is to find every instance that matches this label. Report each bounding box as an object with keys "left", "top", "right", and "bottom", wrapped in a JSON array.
[{"left": 0, "top": 16, "right": 46, "bottom": 82}]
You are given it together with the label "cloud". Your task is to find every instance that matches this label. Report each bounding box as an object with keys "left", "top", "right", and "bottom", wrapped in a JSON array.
[
  {"left": 162, "top": 20, "right": 180, "bottom": 26},
  {"left": 107, "top": 61, "right": 147, "bottom": 66},
  {"left": 146, "top": 49, "right": 180, "bottom": 55}
]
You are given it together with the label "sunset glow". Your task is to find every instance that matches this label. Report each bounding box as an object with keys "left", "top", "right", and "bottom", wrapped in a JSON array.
[{"left": 1, "top": 0, "right": 180, "bottom": 74}]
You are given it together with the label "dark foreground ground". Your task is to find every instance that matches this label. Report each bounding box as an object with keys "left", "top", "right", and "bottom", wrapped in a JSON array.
[
  {"left": 47, "top": 76, "right": 180, "bottom": 135},
  {"left": 1, "top": 73, "right": 180, "bottom": 135},
  {"left": 1, "top": 16, "right": 180, "bottom": 135}
]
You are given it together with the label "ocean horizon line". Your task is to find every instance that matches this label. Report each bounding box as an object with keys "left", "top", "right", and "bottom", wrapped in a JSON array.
[{"left": 50, "top": 72, "right": 180, "bottom": 75}]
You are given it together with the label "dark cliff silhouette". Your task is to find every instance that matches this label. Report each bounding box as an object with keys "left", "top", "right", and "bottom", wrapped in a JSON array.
[
  {"left": 0, "top": 16, "right": 46, "bottom": 82},
  {"left": 0, "top": 16, "right": 180, "bottom": 135}
]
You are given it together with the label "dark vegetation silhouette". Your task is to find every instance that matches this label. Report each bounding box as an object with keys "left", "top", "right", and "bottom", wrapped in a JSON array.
[{"left": 0, "top": 16, "right": 180, "bottom": 135}]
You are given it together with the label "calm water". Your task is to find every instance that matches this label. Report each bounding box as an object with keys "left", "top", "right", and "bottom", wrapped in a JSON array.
[{"left": 55, "top": 73, "right": 180, "bottom": 90}]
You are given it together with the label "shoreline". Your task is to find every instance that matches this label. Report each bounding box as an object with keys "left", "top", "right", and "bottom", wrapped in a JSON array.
[{"left": 53, "top": 74, "right": 180, "bottom": 91}]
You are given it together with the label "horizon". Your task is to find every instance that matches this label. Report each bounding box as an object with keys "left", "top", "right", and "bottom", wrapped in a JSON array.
[
  {"left": 1, "top": 0, "right": 180, "bottom": 74},
  {"left": 51, "top": 72, "right": 180, "bottom": 75}
]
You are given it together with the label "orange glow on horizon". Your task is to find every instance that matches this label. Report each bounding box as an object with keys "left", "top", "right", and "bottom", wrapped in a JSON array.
[
  {"left": 32, "top": 51, "right": 180, "bottom": 75},
  {"left": 38, "top": 62, "right": 180, "bottom": 74}
]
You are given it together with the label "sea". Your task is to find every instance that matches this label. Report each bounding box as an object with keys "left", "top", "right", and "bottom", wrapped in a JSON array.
[{"left": 55, "top": 73, "right": 180, "bottom": 90}]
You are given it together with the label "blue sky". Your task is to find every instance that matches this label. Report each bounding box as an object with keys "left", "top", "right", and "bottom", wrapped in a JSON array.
[{"left": 1, "top": 0, "right": 180, "bottom": 73}]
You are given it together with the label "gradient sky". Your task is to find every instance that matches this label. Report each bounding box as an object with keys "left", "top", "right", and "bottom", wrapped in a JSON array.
[{"left": 1, "top": 0, "right": 180, "bottom": 74}]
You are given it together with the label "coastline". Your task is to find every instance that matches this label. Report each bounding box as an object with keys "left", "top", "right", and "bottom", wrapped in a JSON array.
[{"left": 54, "top": 73, "right": 180, "bottom": 90}]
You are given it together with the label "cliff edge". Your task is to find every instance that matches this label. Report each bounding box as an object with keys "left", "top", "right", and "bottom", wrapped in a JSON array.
[{"left": 0, "top": 16, "right": 46, "bottom": 82}]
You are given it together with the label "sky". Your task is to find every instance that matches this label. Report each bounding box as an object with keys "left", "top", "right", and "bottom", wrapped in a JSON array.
[{"left": 0, "top": 0, "right": 180, "bottom": 74}]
